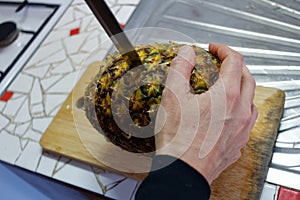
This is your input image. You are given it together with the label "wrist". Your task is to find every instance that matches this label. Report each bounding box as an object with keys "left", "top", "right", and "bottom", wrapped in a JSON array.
[{"left": 180, "top": 152, "right": 214, "bottom": 185}]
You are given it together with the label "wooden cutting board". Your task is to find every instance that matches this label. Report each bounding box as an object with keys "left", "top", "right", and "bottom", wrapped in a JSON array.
[{"left": 40, "top": 62, "right": 285, "bottom": 199}]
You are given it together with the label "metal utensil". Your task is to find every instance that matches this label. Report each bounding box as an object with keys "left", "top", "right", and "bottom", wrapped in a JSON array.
[{"left": 84, "top": 0, "right": 142, "bottom": 67}]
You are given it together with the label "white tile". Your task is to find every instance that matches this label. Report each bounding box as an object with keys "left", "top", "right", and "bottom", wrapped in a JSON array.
[
  {"left": 74, "top": 8, "right": 88, "bottom": 20},
  {"left": 14, "top": 98, "right": 31, "bottom": 123},
  {"left": 64, "top": 33, "right": 90, "bottom": 55},
  {"left": 15, "top": 121, "right": 31, "bottom": 137},
  {"left": 89, "top": 30, "right": 105, "bottom": 41},
  {"left": 85, "top": 30, "right": 99, "bottom": 41},
  {"left": 43, "top": 29, "right": 70, "bottom": 45},
  {"left": 73, "top": 3, "right": 92, "bottom": 16},
  {"left": 80, "top": 15, "right": 94, "bottom": 32},
  {"left": 111, "top": 5, "right": 121, "bottom": 16},
  {"left": 86, "top": 20, "right": 103, "bottom": 32},
  {"left": 116, "top": 6, "right": 136, "bottom": 24},
  {"left": 41, "top": 75, "right": 63, "bottom": 91},
  {"left": 30, "top": 78, "right": 43, "bottom": 105},
  {"left": 15, "top": 141, "right": 43, "bottom": 171},
  {"left": 36, "top": 153, "right": 59, "bottom": 176},
  {"left": 105, "top": 177, "right": 138, "bottom": 200},
  {"left": 2, "top": 95, "right": 26, "bottom": 117},
  {"left": 0, "top": 101, "right": 6, "bottom": 111},
  {"left": 23, "top": 64, "right": 50, "bottom": 78},
  {"left": 31, "top": 103, "right": 44, "bottom": 114},
  {"left": 32, "top": 117, "right": 53, "bottom": 133},
  {"left": 106, "top": 0, "right": 117, "bottom": 8},
  {"left": 45, "top": 94, "right": 68, "bottom": 115},
  {"left": 8, "top": 73, "right": 33, "bottom": 93},
  {"left": 90, "top": 48, "right": 111, "bottom": 63},
  {"left": 51, "top": 59, "right": 74, "bottom": 75},
  {"left": 5, "top": 123, "right": 16, "bottom": 133},
  {"left": 117, "top": 0, "right": 140, "bottom": 5},
  {"left": 36, "top": 152, "right": 60, "bottom": 176},
  {"left": 39, "top": 49, "right": 67, "bottom": 66},
  {"left": 0, "top": 130, "right": 22, "bottom": 164},
  {"left": 53, "top": 160, "right": 102, "bottom": 194},
  {"left": 57, "top": 19, "right": 81, "bottom": 31},
  {"left": 70, "top": 53, "right": 90, "bottom": 67},
  {"left": 20, "top": 139, "right": 29, "bottom": 150},
  {"left": 23, "top": 129, "right": 42, "bottom": 143},
  {"left": 55, "top": 156, "right": 72, "bottom": 172},
  {"left": 54, "top": 8, "right": 76, "bottom": 29},
  {"left": 49, "top": 106, "right": 61, "bottom": 117},
  {"left": 260, "top": 183, "right": 278, "bottom": 200},
  {"left": 47, "top": 71, "right": 78, "bottom": 93},
  {"left": 81, "top": 37, "right": 100, "bottom": 53},
  {"left": 97, "top": 172, "right": 126, "bottom": 187},
  {"left": 29, "top": 40, "right": 64, "bottom": 65},
  {"left": 99, "top": 34, "right": 112, "bottom": 47},
  {"left": 73, "top": 0, "right": 84, "bottom": 4},
  {"left": 10, "top": 93, "right": 23, "bottom": 98},
  {"left": 0, "top": 114, "right": 10, "bottom": 130},
  {"left": 72, "top": 48, "right": 110, "bottom": 69}
]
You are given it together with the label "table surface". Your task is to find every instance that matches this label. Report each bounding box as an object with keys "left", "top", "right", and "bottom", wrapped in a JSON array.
[{"left": 0, "top": 0, "right": 299, "bottom": 199}]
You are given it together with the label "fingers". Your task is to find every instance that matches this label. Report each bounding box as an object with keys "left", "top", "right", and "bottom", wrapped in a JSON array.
[
  {"left": 209, "top": 43, "right": 244, "bottom": 96},
  {"left": 240, "top": 64, "right": 257, "bottom": 142},
  {"left": 157, "top": 45, "right": 196, "bottom": 143},
  {"left": 239, "top": 103, "right": 258, "bottom": 150},
  {"left": 241, "top": 65, "right": 256, "bottom": 105},
  {"left": 209, "top": 43, "right": 257, "bottom": 149},
  {"left": 248, "top": 103, "right": 258, "bottom": 134},
  {"left": 164, "top": 45, "right": 196, "bottom": 96}
]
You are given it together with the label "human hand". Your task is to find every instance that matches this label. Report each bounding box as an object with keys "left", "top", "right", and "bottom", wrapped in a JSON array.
[{"left": 154, "top": 44, "right": 258, "bottom": 184}]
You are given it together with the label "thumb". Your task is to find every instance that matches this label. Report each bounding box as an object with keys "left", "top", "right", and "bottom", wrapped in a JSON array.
[{"left": 164, "top": 45, "right": 196, "bottom": 95}]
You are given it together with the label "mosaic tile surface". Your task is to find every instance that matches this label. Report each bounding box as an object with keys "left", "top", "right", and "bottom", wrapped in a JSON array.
[{"left": 0, "top": 0, "right": 140, "bottom": 199}]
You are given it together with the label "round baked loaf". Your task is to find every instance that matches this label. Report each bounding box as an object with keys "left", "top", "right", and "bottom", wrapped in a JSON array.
[{"left": 84, "top": 42, "right": 221, "bottom": 153}]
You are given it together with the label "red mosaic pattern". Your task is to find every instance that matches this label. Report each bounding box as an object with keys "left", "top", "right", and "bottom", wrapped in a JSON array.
[
  {"left": 119, "top": 24, "right": 125, "bottom": 29},
  {"left": 0, "top": 91, "right": 13, "bottom": 102},
  {"left": 69, "top": 28, "right": 80, "bottom": 36},
  {"left": 278, "top": 186, "right": 300, "bottom": 200}
]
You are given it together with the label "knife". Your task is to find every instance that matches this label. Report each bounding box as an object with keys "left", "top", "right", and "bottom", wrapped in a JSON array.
[{"left": 84, "top": 0, "right": 142, "bottom": 67}]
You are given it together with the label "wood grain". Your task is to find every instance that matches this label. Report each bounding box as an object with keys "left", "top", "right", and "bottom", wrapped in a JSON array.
[
  {"left": 210, "top": 86, "right": 285, "bottom": 200},
  {"left": 40, "top": 62, "right": 285, "bottom": 198}
]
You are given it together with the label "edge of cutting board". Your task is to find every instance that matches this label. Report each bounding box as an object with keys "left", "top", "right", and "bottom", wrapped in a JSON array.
[{"left": 40, "top": 62, "right": 285, "bottom": 199}]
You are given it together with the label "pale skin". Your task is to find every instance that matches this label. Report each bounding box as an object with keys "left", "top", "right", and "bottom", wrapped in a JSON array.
[{"left": 154, "top": 44, "right": 258, "bottom": 184}]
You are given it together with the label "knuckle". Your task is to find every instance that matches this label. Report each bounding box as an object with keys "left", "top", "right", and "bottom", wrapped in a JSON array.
[
  {"left": 231, "top": 151, "right": 241, "bottom": 164},
  {"left": 242, "top": 134, "right": 250, "bottom": 147},
  {"left": 232, "top": 51, "right": 244, "bottom": 63},
  {"left": 241, "top": 109, "right": 252, "bottom": 124},
  {"left": 253, "top": 105, "right": 258, "bottom": 119},
  {"left": 249, "top": 75, "right": 256, "bottom": 88}
]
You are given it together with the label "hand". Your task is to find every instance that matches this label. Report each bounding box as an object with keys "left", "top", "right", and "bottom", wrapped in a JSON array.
[{"left": 154, "top": 44, "right": 258, "bottom": 184}]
